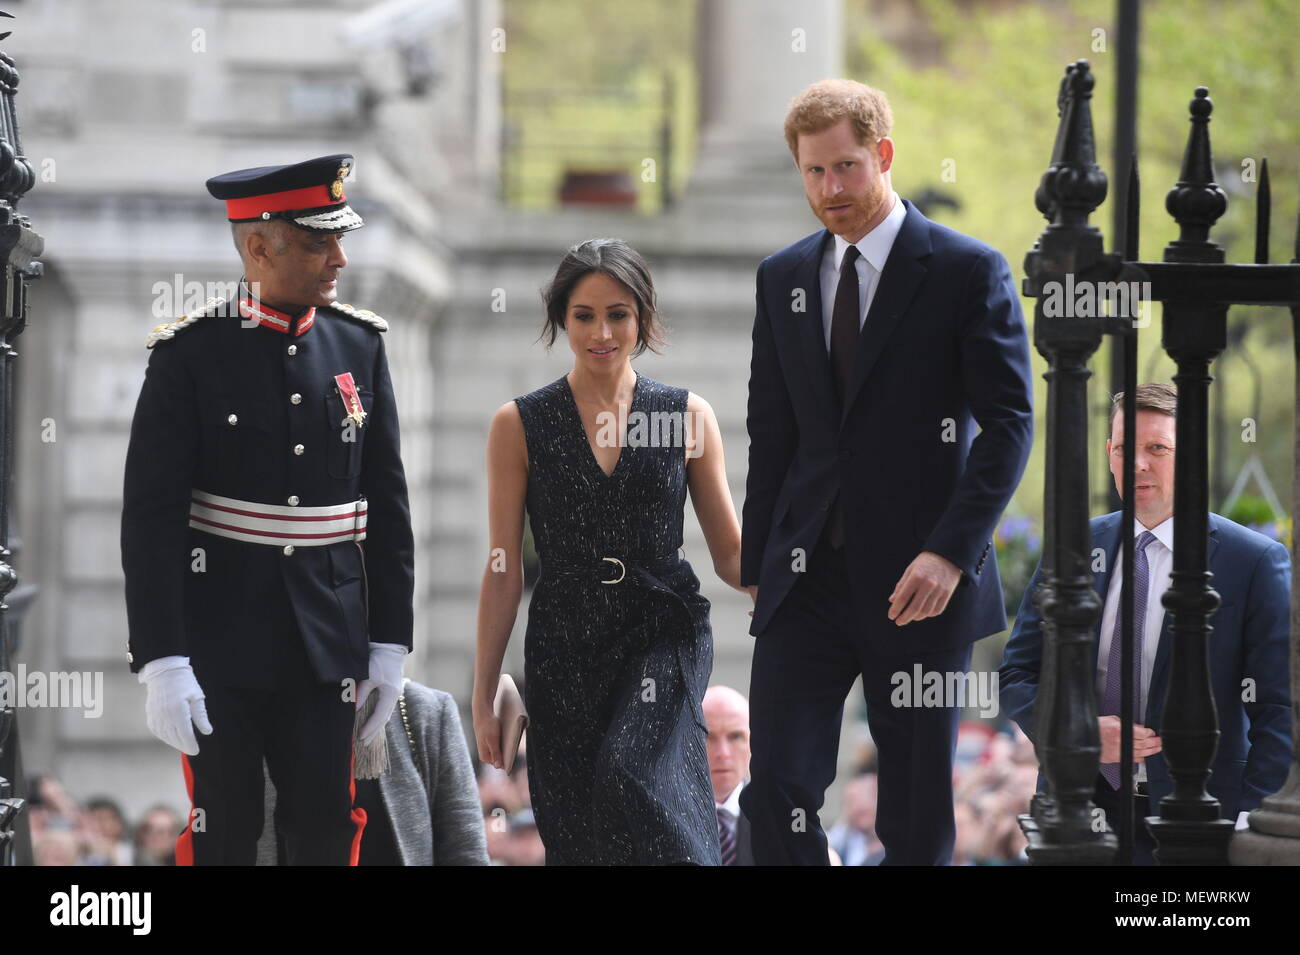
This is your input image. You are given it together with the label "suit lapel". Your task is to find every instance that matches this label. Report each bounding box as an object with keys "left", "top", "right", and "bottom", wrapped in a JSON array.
[
  {"left": 1092, "top": 513, "right": 1123, "bottom": 675},
  {"left": 793, "top": 229, "right": 839, "bottom": 422},
  {"left": 1146, "top": 515, "right": 1221, "bottom": 726},
  {"left": 1146, "top": 612, "right": 1173, "bottom": 728},
  {"left": 791, "top": 200, "right": 935, "bottom": 430},
  {"left": 839, "top": 199, "right": 932, "bottom": 426}
]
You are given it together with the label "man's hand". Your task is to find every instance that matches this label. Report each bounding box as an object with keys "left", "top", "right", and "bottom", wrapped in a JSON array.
[
  {"left": 888, "top": 551, "right": 961, "bottom": 626},
  {"left": 357, "top": 643, "right": 407, "bottom": 744},
  {"left": 1098, "top": 715, "right": 1162, "bottom": 764},
  {"left": 139, "top": 656, "right": 213, "bottom": 755}
]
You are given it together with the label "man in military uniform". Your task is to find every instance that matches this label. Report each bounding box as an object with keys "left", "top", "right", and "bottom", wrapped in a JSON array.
[{"left": 121, "top": 154, "right": 415, "bottom": 865}]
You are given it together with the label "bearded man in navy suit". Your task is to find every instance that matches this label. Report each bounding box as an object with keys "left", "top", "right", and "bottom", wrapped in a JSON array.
[
  {"left": 1000, "top": 383, "right": 1292, "bottom": 864},
  {"left": 738, "top": 79, "right": 1034, "bottom": 866}
]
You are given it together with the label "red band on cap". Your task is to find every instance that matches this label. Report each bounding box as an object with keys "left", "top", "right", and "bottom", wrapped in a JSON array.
[{"left": 225, "top": 183, "right": 343, "bottom": 219}]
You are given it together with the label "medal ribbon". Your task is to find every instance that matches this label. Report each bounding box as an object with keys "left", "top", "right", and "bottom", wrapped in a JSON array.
[{"left": 334, "top": 372, "right": 367, "bottom": 428}]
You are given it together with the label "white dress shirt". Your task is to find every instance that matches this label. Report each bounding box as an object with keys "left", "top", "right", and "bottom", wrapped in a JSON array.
[
  {"left": 1095, "top": 516, "right": 1173, "bottom": 782},
  {"left": 1092, "top": 516, "right": 1250, "bottom": 828},
  {"left": 819, "top": 190, "right": 907, "bottom": 352},
  {"left": 715, "top": 779, "right": 744, "bottom": 839}
]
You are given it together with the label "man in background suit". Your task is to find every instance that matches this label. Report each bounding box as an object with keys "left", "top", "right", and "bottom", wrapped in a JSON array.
[
  {"left": 703, "top": 686, "right": 755, "bottom": 866},
  {"left": 827, "top": 773, "right": 886, "bottom": 866},
  {"left": 999, "top": 382, "right": 1292, "bottom": 864},
  {"left": 739, "top": 79, "right": 1034, "bottom": 865}
]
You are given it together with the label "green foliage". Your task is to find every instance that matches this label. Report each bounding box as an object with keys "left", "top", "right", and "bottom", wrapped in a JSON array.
[
  {"left": 846, "top": 0, "right": 1300, "bottom": 523},
  {"left": 502, "top": 0, "right": 698, "bottom": 212},
  {"left": 994, "top": 515, "right": 1042, "bottom": 619},
  {"left": 1225, "top": 492, "right": 1278, "bottom": 525}
]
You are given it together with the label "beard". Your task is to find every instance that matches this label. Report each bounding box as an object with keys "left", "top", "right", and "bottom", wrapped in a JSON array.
[{"left": 809, "top": 189, "right": 885, "bottom": 239}]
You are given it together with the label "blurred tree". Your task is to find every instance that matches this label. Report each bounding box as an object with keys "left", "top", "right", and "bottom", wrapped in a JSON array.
[
  {"left": 846, "top": 0, "right": 1299, "bottom": 524},
  {"left": 502, "top": 0, "right": 698, "bottom": 212}
]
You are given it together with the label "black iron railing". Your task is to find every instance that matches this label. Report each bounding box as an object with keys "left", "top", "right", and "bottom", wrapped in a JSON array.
[
  {"left": 0, "top": 45, "right": 42, "bottom": 868},
  {"left": 1020, "top": 59, "right": 1300, "bottom": 866}
]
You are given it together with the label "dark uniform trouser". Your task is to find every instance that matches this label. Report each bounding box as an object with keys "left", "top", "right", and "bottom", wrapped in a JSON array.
[
  {"left": 1091, "top": 780, "right": 1157, "bottom": 865},
  {"left": 176, "top": 680, "right": 362, "bottom": 865},
  {"left": 741, "top": 528, "right": 972, "bottom": 866}
]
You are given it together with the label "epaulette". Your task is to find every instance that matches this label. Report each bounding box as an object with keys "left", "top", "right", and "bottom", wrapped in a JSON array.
[
  {"left": 327, "top": 302, "right": 388, "bottom": 332},
  {"left": 146, "top": 297, "right": 226, "bottom": 349}
]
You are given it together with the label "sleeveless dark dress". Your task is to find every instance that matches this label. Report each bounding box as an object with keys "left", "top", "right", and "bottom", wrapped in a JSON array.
[{"left": 513, "top": 371, "right": 720, "bottom": 865}]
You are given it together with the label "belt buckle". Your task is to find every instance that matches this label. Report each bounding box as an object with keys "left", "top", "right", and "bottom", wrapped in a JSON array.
[{"left": 600, "top": 556, "right": 625, "bottom": 584}]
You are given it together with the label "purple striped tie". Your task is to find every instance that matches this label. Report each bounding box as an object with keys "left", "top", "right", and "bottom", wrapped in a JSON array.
[
  {"left": 717, "top": 808, "right": 737, "bottom": 866},
  {"left": 1101, "top": 530, "right": 1157, "bottom": 789}
]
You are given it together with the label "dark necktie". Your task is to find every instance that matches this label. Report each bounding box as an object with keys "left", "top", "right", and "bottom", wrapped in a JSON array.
[
  {"left": 826, "top": 244, "right": 861, "bottom": 548},
  {"left": 829, "top": 244, "right": 862, "bottom": 404},
  {"left": 717, "top": 807, "right": 737, "bottom": 865},
  {"left": 1101, "top": 530, "right": 1157, "bottom": 789}
]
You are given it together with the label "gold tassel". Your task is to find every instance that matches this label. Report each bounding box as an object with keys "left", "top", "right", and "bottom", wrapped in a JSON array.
[{"left": 352, "top": 690, "right": 390, "bottom": 779}]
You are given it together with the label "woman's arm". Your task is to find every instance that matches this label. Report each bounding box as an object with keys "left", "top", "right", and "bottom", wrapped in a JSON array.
[
  {"left": 471, "top": 401, "right": 528, "bottom": 769},
  {"left": 685, "top": 392, "right": 746, "bottom": 594}
]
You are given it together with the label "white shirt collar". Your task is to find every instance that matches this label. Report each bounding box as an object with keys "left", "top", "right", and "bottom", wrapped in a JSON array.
[
  {"left": 1135, "top": 514, "right": 1173, "bottom": 553},
  {"left": 716, "top": 779, "right": 746, "bottom": 817},
  {"left": 833, "top": 191, "right": 906, "bottom": 273}
]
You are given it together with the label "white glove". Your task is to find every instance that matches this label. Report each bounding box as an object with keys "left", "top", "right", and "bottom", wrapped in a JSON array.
[
  {"left": 356, "top": 643, "right": 407, "bottom": 744},
  {"left": 138, "top": 656, "right": 213, "bottom": 756}
]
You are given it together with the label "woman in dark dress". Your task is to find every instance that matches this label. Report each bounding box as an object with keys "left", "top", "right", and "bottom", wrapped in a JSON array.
[{"left": 472, "top": 239, "right": 746, "bottom": 865}]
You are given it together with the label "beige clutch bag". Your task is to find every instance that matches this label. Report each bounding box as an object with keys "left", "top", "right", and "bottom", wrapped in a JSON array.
[{"left": 494, "top": 674, "right": 528, "bottom": 775}]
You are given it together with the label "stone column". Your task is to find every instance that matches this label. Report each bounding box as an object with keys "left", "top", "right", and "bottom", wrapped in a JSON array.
[{"left": 690, "top": 0, "right": 842, "bottom": 213}]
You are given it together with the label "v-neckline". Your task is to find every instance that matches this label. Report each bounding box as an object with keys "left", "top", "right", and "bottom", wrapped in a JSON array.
[{"left": 560, "top": 370, "right": 641, "bottom": 482}]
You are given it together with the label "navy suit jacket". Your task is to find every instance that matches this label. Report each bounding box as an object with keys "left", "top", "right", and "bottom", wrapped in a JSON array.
[
  {"left": 732, "top": 780, "right": 756, "bottom": 867},
  {"left": 999, "top": 511, "right": 1293, "bottom": 817},
  {"left": 741, "top": 199, "right": 1034, "bottom": 652}
]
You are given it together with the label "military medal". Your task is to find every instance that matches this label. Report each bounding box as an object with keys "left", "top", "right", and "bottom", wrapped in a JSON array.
[{"left": 334, "top": 372, "right": 367, "bottom": 428}]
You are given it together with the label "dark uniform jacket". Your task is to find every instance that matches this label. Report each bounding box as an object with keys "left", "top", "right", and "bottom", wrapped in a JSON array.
[{"left": 121, "top": 293, "right": 414, "bottom": 689}]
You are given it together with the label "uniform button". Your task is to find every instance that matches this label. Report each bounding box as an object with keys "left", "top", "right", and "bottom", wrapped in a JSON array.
[
  {"left": 227, "top": 414, "right": 238, "bottom": 425},
  {"left": 287, "top": 344, "right": 298, "bottom": 356},
  {"left": 293, "top": 443, "right": 305, "bottom": 455},
  {"left": 283, "top": 545, "right": 295, "bottom": 556},
  {"left": 290, "top": 393, "right": 302, "bottom": 405},
  {"left": 287, "top": 495, "right": 300, "bottom": 506}
]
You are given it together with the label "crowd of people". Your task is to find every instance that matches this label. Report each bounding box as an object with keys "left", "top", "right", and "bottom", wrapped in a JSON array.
[
  {"left": 26, "top": 712, "right": 1039, "bottom": 866},
  {"left": 820, "top": 719, "right": 1039, "bottom": 866},
  {"left": 26, "top": 774, "right": 182, "bottom": 867}
]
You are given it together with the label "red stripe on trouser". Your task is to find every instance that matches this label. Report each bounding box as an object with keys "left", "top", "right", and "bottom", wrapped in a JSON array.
[
  {"left": 177, "top": 753, "right": 196, "bottom": 866},
  {"left": 348, "top": 744, "right": 367, "bottom": 866}
]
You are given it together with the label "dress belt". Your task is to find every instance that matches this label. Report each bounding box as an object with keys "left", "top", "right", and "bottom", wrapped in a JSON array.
[
  {"left": 539, "top": 548, "right": 708, "bottom": 733},
  {"left": 541, "top": 550, "right": 684, "bottom": 585}
]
